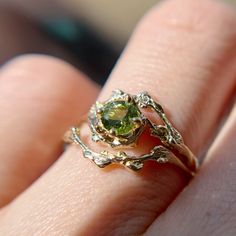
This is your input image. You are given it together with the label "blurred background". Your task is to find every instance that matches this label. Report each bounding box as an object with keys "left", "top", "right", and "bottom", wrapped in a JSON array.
[{"left": 0, "top": 0, "right": 235, "bottom": 85}]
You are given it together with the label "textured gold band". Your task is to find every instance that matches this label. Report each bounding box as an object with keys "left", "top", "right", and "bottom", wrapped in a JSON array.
[{"left": 64, "top": 90, "right": 198, "bottom": 176}]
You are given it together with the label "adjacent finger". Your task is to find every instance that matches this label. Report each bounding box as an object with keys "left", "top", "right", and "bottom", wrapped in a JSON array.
[
  {"left": 145, "top": 101, "right": 236, "bottom": 236},
  {"left": 1, "top": 0, "right": 236, "bottom": 235},
  {"left": 0, "top": 55, "right": 99, "bottom": 207}
]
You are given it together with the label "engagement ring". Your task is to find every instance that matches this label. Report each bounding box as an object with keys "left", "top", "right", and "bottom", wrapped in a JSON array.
[{"left": 64, "top": 90, "right": 198, "bottom": 176}]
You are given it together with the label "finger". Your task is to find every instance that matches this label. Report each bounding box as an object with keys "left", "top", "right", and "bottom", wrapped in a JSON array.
[
  {"left": 1, "top": 0, "right": 236, "bottom": 235},
  {"left": 145, "top": 101, "right": 236, "bottom": 236},
  {"left": 0, "top": 55, "right": 99, "bottom": 207}
]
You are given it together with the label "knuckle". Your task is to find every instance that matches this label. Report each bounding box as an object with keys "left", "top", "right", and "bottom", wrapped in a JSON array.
[
  {"left": 0, "top": 54, "right": 81, "bottom": 95},
  {"left": 1, "top": 54, "right": 72, "bottom": 80},
  {"left": 3, "top": 54, "right": 60, "bottom": 69},
  {"left": 0, "top": 54, "right": 83, "bottom": 104}
]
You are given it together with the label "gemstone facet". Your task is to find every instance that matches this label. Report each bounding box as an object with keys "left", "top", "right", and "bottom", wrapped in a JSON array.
[{"left": 101, "top": 101, "right": 141, "bottom": 136}]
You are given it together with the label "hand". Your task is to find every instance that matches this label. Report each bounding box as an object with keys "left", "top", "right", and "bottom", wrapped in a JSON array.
[{"left": 0, "top": 0, "right": 236, "bottom": 235}]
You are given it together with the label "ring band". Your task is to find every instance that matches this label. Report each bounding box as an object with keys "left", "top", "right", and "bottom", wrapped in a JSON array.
[{"left": 64, "top": 90, "right": 198, "bottom": 176}]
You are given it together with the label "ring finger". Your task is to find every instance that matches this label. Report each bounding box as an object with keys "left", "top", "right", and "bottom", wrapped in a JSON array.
[{"left": 1, "top": 0, "right": 236, "bottom": 235}]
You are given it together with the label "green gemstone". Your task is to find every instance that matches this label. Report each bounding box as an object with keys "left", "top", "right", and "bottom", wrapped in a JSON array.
[{"left": 101, "top": 101, "right": 141, "bottom": 136}]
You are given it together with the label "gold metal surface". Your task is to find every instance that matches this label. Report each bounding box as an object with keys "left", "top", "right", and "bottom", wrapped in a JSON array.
[{"left": 64, "top": 90, "right": 198, "bottom": 176}]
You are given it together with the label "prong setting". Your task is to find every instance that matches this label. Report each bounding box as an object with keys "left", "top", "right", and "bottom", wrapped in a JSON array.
[{"left": 88, "top": 90, "right": 145, "bottom": 147}]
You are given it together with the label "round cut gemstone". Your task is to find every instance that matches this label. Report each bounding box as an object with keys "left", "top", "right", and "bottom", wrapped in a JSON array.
[{"left": 101, "top": 101, "right": 141, "bottom": 136}]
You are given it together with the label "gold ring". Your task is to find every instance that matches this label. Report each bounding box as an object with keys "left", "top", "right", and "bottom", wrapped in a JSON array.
[{"left": 64, "top": 90, "right": 198, "bottom": 176}]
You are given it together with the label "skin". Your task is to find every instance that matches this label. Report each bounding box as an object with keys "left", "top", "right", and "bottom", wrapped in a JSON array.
[{"left": 0, "top": 0, "right": 236, "bottom": 235}]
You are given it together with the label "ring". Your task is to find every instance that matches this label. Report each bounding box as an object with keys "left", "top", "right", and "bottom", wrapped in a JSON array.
[{"left": 64, "top": 90, "right": 198, "bottom": 176}]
